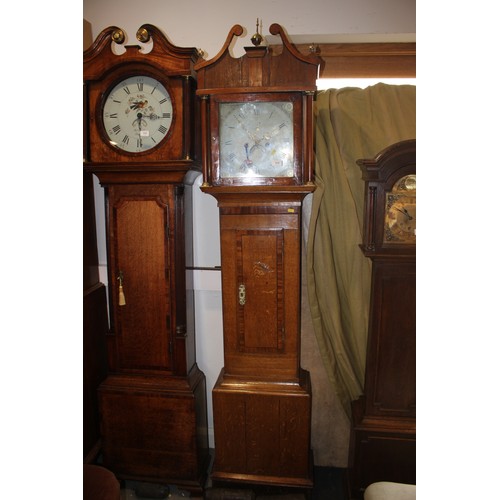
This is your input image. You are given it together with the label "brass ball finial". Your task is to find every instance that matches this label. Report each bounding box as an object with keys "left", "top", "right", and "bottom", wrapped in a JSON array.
[
  {"left": 309, "top": 43, "right": 318, "bottom": 54},
  {"left": 136, "top": 27, "right": 151, "bottom": 43},
  {"left": 250, "top": 18, "right": 263, "bottom": 46},
  {"left": 111, "top": 29, "right": 125, "bottom": 44}
]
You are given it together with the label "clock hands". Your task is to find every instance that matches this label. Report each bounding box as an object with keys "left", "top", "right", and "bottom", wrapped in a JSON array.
[
  {"left": 233, "top": 110, "right": 280, "bottom": 147},
  {"left": 132, "top": 109, "right": 160, "bottom": 121},
  {"left": 132, "top": 112, "right": 146, "bottom": 148},
  {"left": 233, "top": 113, "right": 260, "bottom": 144},
  {"left": 131, "top": 108, "right": 161, "bottom": 148},
  {"left": 131, "top": 99, "right": 159, "bottom": 120},
  {"left": 244, "top": 143, "right": 252, "bottom": 163},
  {"left": 233, "top": 113, "right": 281, "bottom": 171},
  {"left": 239, "top": 143, "right": 251, "bottom": 173},
  {"left": 242, "top": 140, "right": 274, "bottom": 174},
  {"left": 241, "top": 142, "right": 264, "bottom": 174},
  {"left": 395, "top": 206, "right": 413, "bottom": 220}
]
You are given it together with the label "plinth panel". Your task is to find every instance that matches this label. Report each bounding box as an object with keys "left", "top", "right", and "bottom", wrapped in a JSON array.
[
  {"left": 211, "top": 369, "right": 313, "bottom": 488},
  {"left": 98, "top": 367, "right": 209, "bottom": 491},
  {"left": 348, "top": 422, "right": 416, "bottom": 498}
]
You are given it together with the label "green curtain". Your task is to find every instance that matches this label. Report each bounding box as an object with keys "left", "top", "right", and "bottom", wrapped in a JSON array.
[{"left": 306, "top": 83, "right": 416, "bottom": 416}]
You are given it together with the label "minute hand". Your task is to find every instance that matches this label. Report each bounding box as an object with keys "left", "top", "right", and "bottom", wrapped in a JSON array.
[{"left": 395, "top": 207, "right": 413, "bottom": 220}]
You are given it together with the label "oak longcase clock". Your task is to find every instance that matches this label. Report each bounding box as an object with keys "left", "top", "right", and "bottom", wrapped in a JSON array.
[
  {"left": 348, "top": 140, "right": 416, "bottom": 498},
  {"left": 195, "top": 23, "right": 320, "bottom": 488},
  {"left": 83, "top": 25, "right": 208, "bottom": 491}
]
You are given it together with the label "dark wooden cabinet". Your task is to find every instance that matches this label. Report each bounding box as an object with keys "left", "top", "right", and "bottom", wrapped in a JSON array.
[
  {"left": 195, "top": 23, "right": 320, "bottom": 488},
  {"left": 83, "top": 25, "right": 208, "bottom": 491},
  {"left": 348, "top": 140, "right": 416, "bottom": 498}
]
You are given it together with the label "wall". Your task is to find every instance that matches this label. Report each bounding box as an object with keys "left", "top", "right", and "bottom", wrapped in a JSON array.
[
  {"left": 83, "top": 0, "right": 416, "bottom": 467},
  {"left": 83, "top": 0, "right": 415, "bottom": 59}
]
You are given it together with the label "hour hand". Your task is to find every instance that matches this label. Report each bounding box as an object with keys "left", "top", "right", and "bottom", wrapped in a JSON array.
[{"left": 395, "top": 207, "right": 413, "bottom": 220}]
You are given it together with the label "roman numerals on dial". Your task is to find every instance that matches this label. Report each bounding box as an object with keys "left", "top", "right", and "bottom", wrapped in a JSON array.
[{"left": 102, "top": 75, "right": 174, "bottom": 153}]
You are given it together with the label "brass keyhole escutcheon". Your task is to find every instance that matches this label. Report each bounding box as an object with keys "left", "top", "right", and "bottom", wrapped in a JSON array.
[{"left": 238, "top": 284, "right": 246, "bottom": 306}]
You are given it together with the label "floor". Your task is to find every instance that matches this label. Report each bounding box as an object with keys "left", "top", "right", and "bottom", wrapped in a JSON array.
[{"left": 119, "top": 465, "right": 348, "bottom": 500}]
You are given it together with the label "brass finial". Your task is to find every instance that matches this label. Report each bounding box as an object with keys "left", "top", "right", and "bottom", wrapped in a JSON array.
[
  {"left": 309, "top": 43, "right": 318, "bottom": 54},
  {"left": 136, "top": 27, "right": 151, "bottom": 43},
  {"left": 250, "top": 18, "right": 263, "bottom": 46},
  {"left": 111, "top": 29, "right": 125, "bottom": 44}
]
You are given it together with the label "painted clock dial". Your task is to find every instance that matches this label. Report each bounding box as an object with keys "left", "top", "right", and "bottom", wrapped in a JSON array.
[
  {"left": 384, "top": 174, "right": 416, "bottom": 243},
  {"left": 102, "top": 75, "right": 173, "bottom": 153},
  {"left": 219, "top": 101, "right": 294, "bottom": 178}
]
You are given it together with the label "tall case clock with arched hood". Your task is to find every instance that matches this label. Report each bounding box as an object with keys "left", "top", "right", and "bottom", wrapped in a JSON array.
[
  {"left": 195, "top": 22, "right": 320, "bottom": 488},
  {"left": 348, "top": 140, "right": 416, "bottom": 498},
  {"left": 83, "top": 24, "right": 209, "bottom": 491}
]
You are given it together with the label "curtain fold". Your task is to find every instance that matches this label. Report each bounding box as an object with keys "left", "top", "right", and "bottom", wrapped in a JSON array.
[{"left": 306, "top": 83, "right": 416, "bottom": 416}]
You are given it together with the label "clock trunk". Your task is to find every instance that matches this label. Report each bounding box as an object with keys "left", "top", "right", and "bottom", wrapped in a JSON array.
[{"left": 209, "top": 194, "right": 313, "bottom": 487}]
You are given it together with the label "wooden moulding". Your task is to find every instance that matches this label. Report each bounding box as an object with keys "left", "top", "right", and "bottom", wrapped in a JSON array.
[{"left": 286, "top": 42, "right": 416, "bottom": 79}]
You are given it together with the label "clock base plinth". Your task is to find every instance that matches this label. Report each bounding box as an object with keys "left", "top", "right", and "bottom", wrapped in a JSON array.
[
  {"left": 211, "top": 368, "right": 313, "bottom": 489},
  {"left": 348, "top": 397, "right": 416, "bottom": 499},
  {"left": 98, "top": 365, "right": 209, "bottom": 493}
]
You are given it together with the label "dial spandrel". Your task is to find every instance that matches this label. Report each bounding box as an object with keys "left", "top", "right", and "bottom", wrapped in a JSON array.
[
  {"left": 219, "top": 101, "right": 294, "bottom": 179},
  {"left": 102, "top": 76, "right": 173, "bottom": 153},
  {"left": 384, "top": 174, "right": 416, "bottom": 244}
]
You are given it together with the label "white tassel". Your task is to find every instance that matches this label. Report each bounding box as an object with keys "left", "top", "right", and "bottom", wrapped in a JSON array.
[
  {"left": 118, "top": 271, "right": 126, "bottom": 306},
  {"left": 118, "top": 284, "right": 126, "bottom": 306}
]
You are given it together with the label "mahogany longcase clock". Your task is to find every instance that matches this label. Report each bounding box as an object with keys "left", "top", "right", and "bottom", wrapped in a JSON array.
[
  {"left": 83, "top": 25, "right": 209, "bottom": 491},
  {"left": 348, "top": 140, "right": 416, "bottom": 498},
  {"left": 195, "top": 23, "right": 320, "bottom": 488}
]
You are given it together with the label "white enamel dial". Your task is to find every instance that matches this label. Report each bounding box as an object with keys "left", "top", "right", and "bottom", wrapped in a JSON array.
[
  {"left": 219, "top": 101, "right": 294, "bottom": 178},
  {"left": 102, "top": 75, "right": 173, "bottom": 153}
]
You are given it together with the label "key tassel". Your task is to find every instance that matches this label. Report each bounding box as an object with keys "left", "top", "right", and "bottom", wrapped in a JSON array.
[
  {"left": 118, "top": 284, "right": 126, "bottom": 306},
  {"left": 117, "top": 271, "right": 126, "bottom": 306}
]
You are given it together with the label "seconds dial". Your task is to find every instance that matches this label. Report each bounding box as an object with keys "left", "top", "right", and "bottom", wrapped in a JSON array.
[{"left": 102, "top": 75, "right": 173, "bottom": 153}]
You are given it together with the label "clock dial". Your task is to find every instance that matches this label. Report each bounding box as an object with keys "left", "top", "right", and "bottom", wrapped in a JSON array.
[
  {"left": 384, "top": 174, "right": 416, "bottom": 244},
  {"left": 102, "top": 75, "right": 173, "bottom": 153},
  {"left": 219, "top": 101, "right": 294, "bottom": 179}
]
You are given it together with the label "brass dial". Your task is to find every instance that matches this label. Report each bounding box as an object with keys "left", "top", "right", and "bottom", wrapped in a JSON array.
[{"left": 384, "top": 175, "right": 416, "bottom": 244}]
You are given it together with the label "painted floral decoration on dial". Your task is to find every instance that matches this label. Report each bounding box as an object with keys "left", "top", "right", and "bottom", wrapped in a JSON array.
[
  {"left": 102, "top": 75, "right": 173, "bottom": 153},
  {"left": 219, "top": 101, "right": 294, "bottom": 178}
]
